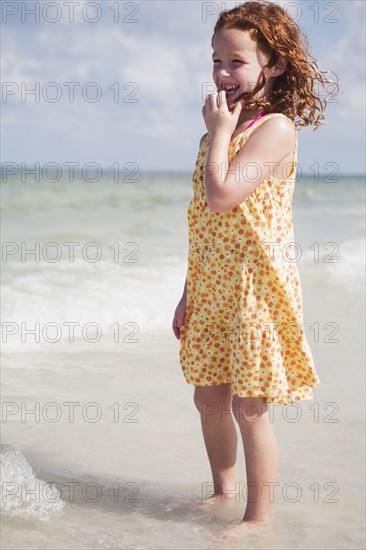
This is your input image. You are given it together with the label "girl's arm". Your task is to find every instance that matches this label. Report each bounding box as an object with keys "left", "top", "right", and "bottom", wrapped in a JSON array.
[
  {"left": 202, "top": 91, "right": 295, "bottom": 213},
  {"left": 199, "top": 132, "right": 209, "bottom": 149}
]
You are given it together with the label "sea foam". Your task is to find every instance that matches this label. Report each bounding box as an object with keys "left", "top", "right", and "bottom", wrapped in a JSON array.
[{"left": 0, "top": 444, "right": 65, "bottom": 521}]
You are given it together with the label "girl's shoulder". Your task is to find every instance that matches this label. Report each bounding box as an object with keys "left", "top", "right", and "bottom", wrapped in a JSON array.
[
  {"left": 251, "top": 112, "right": 295, "bottom": 135},
  {"left": 238, "top": 112, "right": 296, "bottom": 150},
  {"left": 232, "top": 112, "right": 298, "bottom": 182},
  {"left": 200, "top": 113, "right": 295, "bottom": 152}
]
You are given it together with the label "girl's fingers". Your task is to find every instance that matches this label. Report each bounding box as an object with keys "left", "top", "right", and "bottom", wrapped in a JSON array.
[
  {"left": 210, "top": 91, "right": 218, "bottom": 101},
  {"left": 203, "top": 90, "right": 229, "bottom": 118},
  {"left": 205, "top": 92, "right": 218, "bottom": 110},
  {"left": 204, "top": 91, "right": 227, "bottom": 109},
  {"left": 214, "top": 90, "right": 228, "bottom": 110},
  {"left": 218, "top": 89, "right": 226, "bottom": 104}
]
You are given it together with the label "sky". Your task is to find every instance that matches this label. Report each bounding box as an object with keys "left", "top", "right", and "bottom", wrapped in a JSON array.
[{"left": 1, "top": 0, "right": 365, "bottom": 175}]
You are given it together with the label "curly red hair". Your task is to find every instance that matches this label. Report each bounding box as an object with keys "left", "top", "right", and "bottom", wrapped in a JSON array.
[{"left": 212, "top": 1, "right": 340, "bottom": 129}]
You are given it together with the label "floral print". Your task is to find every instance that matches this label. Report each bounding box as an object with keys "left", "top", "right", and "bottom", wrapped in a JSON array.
[{"left": 179, "top": 113, "right": 321, "bottom": 406}]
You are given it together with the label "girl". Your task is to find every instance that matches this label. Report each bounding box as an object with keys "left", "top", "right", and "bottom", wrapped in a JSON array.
[{"left": 172, "top": 0, "right": 339, "bottom": 540}]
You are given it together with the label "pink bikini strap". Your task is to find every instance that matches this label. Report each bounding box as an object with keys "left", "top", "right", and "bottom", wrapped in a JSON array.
[{"left": 244, "top": 110, "right": 267, "bottom": 131}]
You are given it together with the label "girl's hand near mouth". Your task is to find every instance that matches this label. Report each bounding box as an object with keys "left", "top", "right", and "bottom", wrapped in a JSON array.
[{"left": 202, "top": 90, "right": 244, "bottom": 137}]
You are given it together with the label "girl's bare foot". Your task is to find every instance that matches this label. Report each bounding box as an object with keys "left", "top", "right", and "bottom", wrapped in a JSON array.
[
  {"left": 176, "top": 490, "right": 241, "bottom": 515},
  {"left": 200, "top": 490, "right": 240, "bottom": 507},
  {"left": 208, "top": 518, "right": 273, "bottom": 543}
]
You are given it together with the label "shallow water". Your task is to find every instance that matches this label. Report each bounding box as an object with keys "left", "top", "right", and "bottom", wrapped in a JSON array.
[{"left": 1, "top": 173, "right": 365, "bottom": 548}]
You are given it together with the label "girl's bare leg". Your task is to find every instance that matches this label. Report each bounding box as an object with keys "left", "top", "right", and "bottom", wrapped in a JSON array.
[
  {"left": 208, "top": 396, "right": 278, "bottom": 542},
  {"left": 194, "top": 383, "right": 239, "bottom": 500},
  {"left": 232, "top": 396, "right": 278, "bottom": 522}
]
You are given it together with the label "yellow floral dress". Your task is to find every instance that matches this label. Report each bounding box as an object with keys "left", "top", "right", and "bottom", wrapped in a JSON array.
[{"left": 179, "top": 113, "right": 321, "bottom": 406}]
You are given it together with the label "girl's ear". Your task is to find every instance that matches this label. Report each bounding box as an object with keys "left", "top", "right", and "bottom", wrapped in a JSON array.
[{"left": 270, "top": 56, "right": 288, "bottom": 78}]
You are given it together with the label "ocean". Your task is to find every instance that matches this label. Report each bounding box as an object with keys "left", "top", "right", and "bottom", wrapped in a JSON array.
[{"left": 1, "top": 171, "right": 365, "bottom": 549}]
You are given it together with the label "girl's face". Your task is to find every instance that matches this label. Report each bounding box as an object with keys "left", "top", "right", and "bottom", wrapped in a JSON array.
[{"left": 212, "top": 26, "right": 273, "bottom": 110}]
